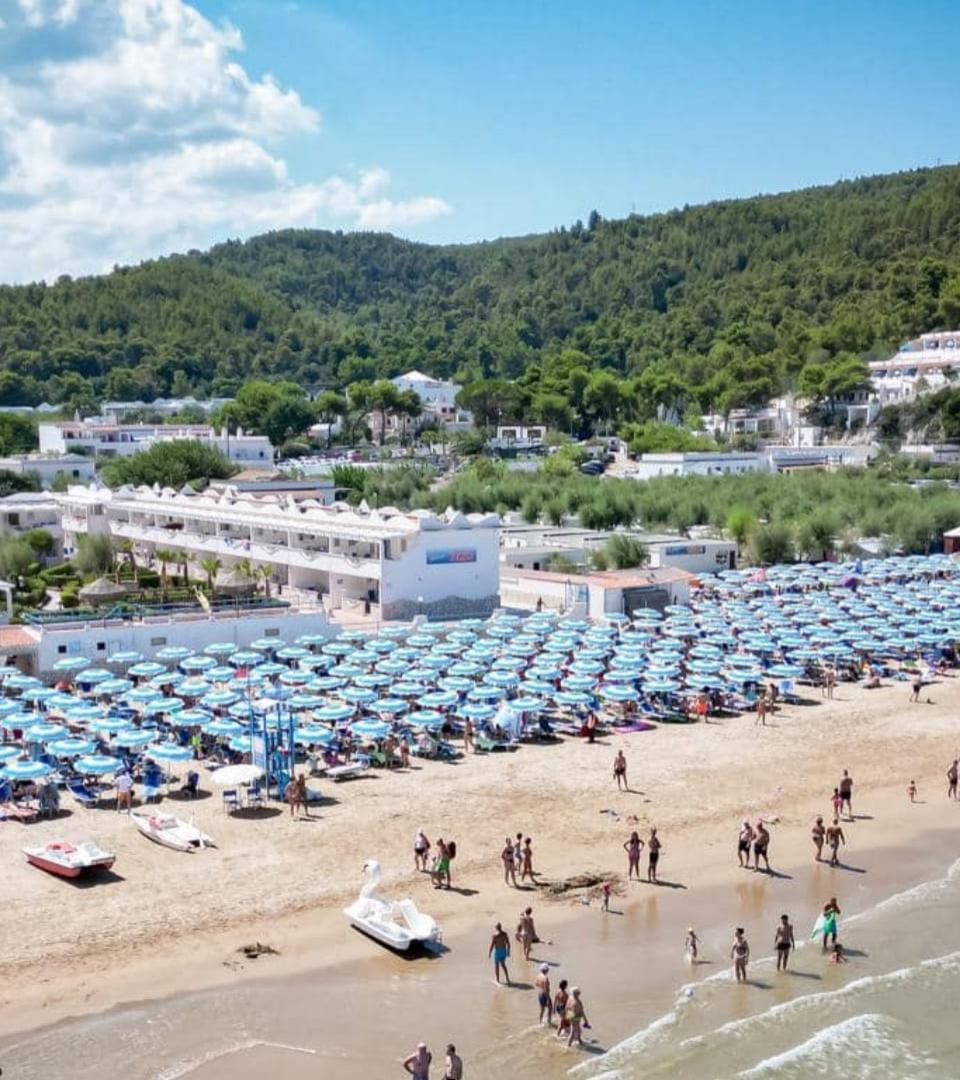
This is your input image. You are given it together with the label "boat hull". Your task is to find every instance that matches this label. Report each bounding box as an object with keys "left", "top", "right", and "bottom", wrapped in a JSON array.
[
  {"left": 132, "top": 813, "right": 213, "bottom": 852},
  {"left": 23, "top": 850, "right": 115, "bottom": 878}
]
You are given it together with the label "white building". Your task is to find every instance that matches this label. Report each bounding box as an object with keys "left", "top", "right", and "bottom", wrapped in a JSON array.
[
  {"left": 38, "top": 420, "right": 274, "bottom": 467},
  {"left": 628, "top": 451, "right": 765, "bottom": 480},
  {"left": 391, "top": 371, "right": 467, "bottom": 426},
  {"left": 870, "top": 330, "right": 960, "bottom": 404},
  {"left": 99, "top": 397, "right": 234, "bottom": 421},
  {"left": 57, "top": 484, "right": 500, "bottom": 621},
  {"left": 0, "top": 453, "right": 96, "bottom": 488},
  {"left": 0, "top": 492, "right": 63, "bottom": 556},
  {"left": 500, "top": 566, "right": 694, "bottom": 618}
]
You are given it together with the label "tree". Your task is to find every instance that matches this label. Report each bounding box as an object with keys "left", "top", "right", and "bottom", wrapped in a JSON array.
[
  {"left": 368, "top": 380, "right": 401, "bottom": 446},
  {"left": 201, "top": 557, "right": 221, "bottom": 590},
  {"left": 455, "top": 380, "right": 519, "bottom": 429},
  {"left": 99, "top": 441, "right": 236, "bottom": 488},
  {"left": 315, "top": 390, "right": 347, "bottom": 447},
  {"left": 584, "top": 371, "right": 622, "bottom": 435},
  {"left": 262, "top": 396, "right": 316, "bottom": 447},
  {"left": 532, "top": 392, "right": 573, "bottom": 432},
  {"left": 257, "top": 563, "right": 273, "bottom": 598},
  {"left": 725, "top": 506, "right": 757, "bottom": 550},
  {"left": 0, "top": 537, "right": 35, "bottom": 581},
  {"left": 750, "top": 524, "right": 795, "bottom": 566},
  {"left": 74, "top": 533, "right": 115, "bottom": 577},
  {"left": 602, "top": 534, "right": 649, "bottom": 570},
  {"left": 154, "top": 548, "right": 178, "bottom": 588},
  {"left": 22, "top": 528, "right": 55, "bottom": 559},
  {"left": 116, "top": 538, "right": 138, "bottom": 582}
]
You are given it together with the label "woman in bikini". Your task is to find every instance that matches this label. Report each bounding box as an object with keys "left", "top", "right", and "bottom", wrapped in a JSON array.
[
  {"left": 811, "top": 816, "right": 825, "bottom": 862},
  {"left": 624, "top": 830, "right": 643, "bottom": 880},
  {"left": 738, "top": 821, "right": 754, "bottom": 868}
]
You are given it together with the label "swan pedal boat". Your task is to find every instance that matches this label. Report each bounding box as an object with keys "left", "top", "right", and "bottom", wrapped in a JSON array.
[
  {"left": 131, "top": 811, "right": 214, "bottom": 852},
  {"left": 343, "top": 859, "right": 442, "bottom": 951},
  {"left": 23, "top": 840, "right": 115, "bottom": 878}
]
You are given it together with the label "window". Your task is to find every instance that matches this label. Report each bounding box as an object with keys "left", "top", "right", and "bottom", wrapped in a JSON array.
[
  {"left": 8, "top": 513, "right": 18, "bottom": 526},
  {"left": 97, "top": 642, "right": 106, "bottom": 650},
  {"left": 57, "top": 645, "right": 67, "bottom": 654},
  {"left": 150, "top": 636, "right": 167, "bottom": 646}
]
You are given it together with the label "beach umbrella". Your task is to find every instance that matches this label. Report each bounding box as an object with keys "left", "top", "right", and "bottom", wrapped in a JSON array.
[
  {"left": 467, "top": 685, "right": 506, "bottom": 701},
  {"left": 570, "top": 660, "right": 605, "bottom": 676},
  {"left": 338, "top": 686, "right": 377, "bottom": 705},
  {"left": 351, "top": 719, "right": 391, "bottom": 739},
  {"left": 25, "top": 721, "right": 70, "bottom": 743},
  {"left": 406, "top": 710, "right": 445, "bottom": 729},
  {"left": 88, "top": 716, "right": 134, "bottom": 735},
  {"left": 350, "top": 650, "right": 380, "bottom": 666},
  {"left": 180, "top": 655, "right": 217, "bottom": 672},
  {"left": 562, "top": 676, "right": 598, "bottom": 691},
  {"left": 420, "top": 654, "right": 454, "bottom": 671},
  {"left": 53, "top": 656, "right": 90, "bottom": 672},
  {"left": 600, "top": 684, "right": 639, "bottom": 702},
  {"left": 554, "top": 691, "right": 591, "bottom": 708},
  {"left": 392, "top": 681, "right": 428, "bottom": 697},
  {"left": 407, "top": 634, "right": 438, "bottom": 648},
  {"left": 310, "top": 676, "right": 345, "bottom": 692},
  {"left": 113, "top": 729, "right": 154, "bottom": 748},
  {"left": 276, "top": 646, "right": 309, "bottom": 661},
  {"left": 603, "top": 669, "right": 640, "bottom": 683},
  {"left": 97, "top": 678, "right": 134, "bottom": 695},
  {"left": 127, "top": 660, "right": 166, "bottom": 678},
  {"left": 491, "top": 655, "right": 526, "bottom": 671},
  {"left": 20, "top": 687, "right": 60, "bottom": 704},
  {"left": 448, "top": 660, "right": 483, "bottom": 678},
  {"left": 140, "top": 697, "right": 183, "bottom": 717},
  {"left": 48, "top": 736, "right": 97, "bottom": 757},
  {"left": 146, "top": 743, "right": 194, "bottom": 763},
  {"left": 297, "top": 655, "right": 332, "bottom": 672},
  {"left": 485, "top": 671, "right": 520, "bottom": 688},
  {"left": 375, "top": 659, "right": 409, "bottom": 677},
  {"left": 66, "top": 703, "right": 106, "bottom": 721},
  {"left": 316, "top": 702, "right": 355, "bottom": 723},
  {"left": 340, "top": 629, "right": 370, "bottom": 642},
  {"left": 227, "top": 735, "right": 254, "bottom": 754},
  {"left": 202, "top": 665, "right": 235, "bottom": 682},
  {"left": 766, "top": 663, "right": 805, "bottom": 679},
  {"left": 176, "top": 677, "right": 212, "bottom": 697},
  {"left": 278, "top": 670, "right": 312, "bottom": 687},
  {"left": 76, "top": 667, "right": 115, "bottom": 685},
  {"left": 3, "top": 673, "right": 42, "bottom": 690},
  {"left": 297, "top": 633, "right": 332, "bottom": 648},
  {"left": 229, "top": 651, "right": 264, "bottom": 668},
  {"left": 371, "top": 698, "right": 408, "bottom": 716},
  {"left": 0, "top": 745, "right": 22, "bottom": 763},
  {"left": 0, "top": 700, "right": 25, "bottom": 717},
  {"left": 457, "top": 702, "right": 497, "bottom": 721},
  {"left": 107, "top": 651, "right": 143, "bottom": 668},
  {"left": 200, "top": 690, "right": 240, "bottom": 709},
  {"left": 200, "top": 642, "right": 236, "bottom": 658},
  {"left": 75, "top": 755, "right": 121, "bottom": 776},
  {"left": 211, "top": 763, "right": 263, "bottom": 786},
  {"left": 250, "top": 637, "right": 285, "bottom": 652},
  {"left": 288, "top": 693, "right": 326, "bottom": 711},
  {"left": 643, "top": 678, "right": 681, "bottom": 693},
  {"left": 329, "top": 663, "right": 366, "bottom": 679},
  {"left": 203, "top": 718, "right": 244, "bottom": 738},
  {"left": 522, "top": 679, "right": 555, "bottom": 698},
  {"left": 251, "top": 662, "right": 287, "bottom": 677},
  {"left": 294, "top": 726, "right": 334, "bottom": 746},
  {"left": 170, "top": 708, "right": 212, "bottom": 727},
  {"left": 354, "top": 673, "right": 393, "bottom": 689},
  {"left": 418, "top": 690, "right": 458, "bottom": 709},
  {"left": 437, "top": 677, "right": 474, "bottom": 694},
  {"left": 366, "top": 637, "right": 398, "bottom": 653},
  {"left": 156, "top": 646, "right": 194, "bottom": 662},
  {"left": 146, "top": 672, "right": 184, "bottom": 689},
  {"left": 511, "top": 697, "right": 546, "bottom": 712},
  {"left": 322, "top": 641, "right": 356, "bottom": 657},
  {"left": 2, "top": 759, "right": 52, "bottom": 780}
]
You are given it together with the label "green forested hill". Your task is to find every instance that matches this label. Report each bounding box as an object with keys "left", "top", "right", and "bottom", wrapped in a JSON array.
[{"left": 2, "top": 165, "right": 960, "bottom": 415}]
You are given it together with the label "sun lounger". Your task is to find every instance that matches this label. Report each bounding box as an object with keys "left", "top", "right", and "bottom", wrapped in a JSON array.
[
  {"left": 474, "top": 735, "right": 517, "bottom": 753},
  {"left": 326, "top": 762, "right": 369, "bottom": 782},
  {"left": 67, "top": 778, "right": 99, "bottom": 807},
  {"left": 1, "top": 800, "right": 38, "bottom": 823}
]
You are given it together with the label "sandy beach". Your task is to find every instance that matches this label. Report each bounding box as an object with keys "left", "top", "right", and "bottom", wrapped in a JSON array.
[{"left": 2, "top": 675, "right": 960, "bottom": 1077}]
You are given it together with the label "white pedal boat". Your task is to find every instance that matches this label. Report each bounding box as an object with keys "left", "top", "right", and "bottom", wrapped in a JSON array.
[
  {"left": 132, "top": 811, "right": 214, "bottom": 852},
  {"left": 23, "top": 840, "right": 116, "bottom": 878},
  {"left": 343, "top": 859, "right": 442, "bottom": 951}
]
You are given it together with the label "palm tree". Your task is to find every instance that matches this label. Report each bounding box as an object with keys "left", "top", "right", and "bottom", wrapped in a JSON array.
[
  {"left": 154, "top": 548, "right": 177, "bottom": 589},
  {"left": 257, "top": 563, "right": 273, "bottom": 599},
  {"left": 200, "top": 557, "right": 221, "bottom": 592},
  {"left": 115, "top": 538, "right": 138, "bottom": 583}
]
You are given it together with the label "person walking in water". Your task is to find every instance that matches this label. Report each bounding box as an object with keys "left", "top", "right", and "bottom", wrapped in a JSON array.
[
  {"left": 489, "top": 922, "right": 511, "bottom": 984},
  {"left": 403, "top": 1043, "right": 432, "bottom": 1080},
  {"left": 647, "top": 827, "right": 661, "bottom": 883},
  {"left": 738, "top": 820, "right": 754, "bottom": 868},
  {"left": 819, "top": 899, "right": 841, "bottom": 951},
  {"left": 566, "top": 987, "right": 590, "bottom": 1047},
  {"left": 753, "top": 820, "right": 770, "bottom": 873},
  {"left": 839, "top": 770, "right": 854, "bottom": 819},
  {"left": 624, "top": 830, "right": 643, "bottom": 880},
  {"left": 774, "top": 914, "right": 795, "bottom": 972},
  {"left": 731, "top": 928, "right": 750, "bottom": 982},
  {"left": 613, "top": 749, "right": 628, "bottom": 791},
  {"left": 825, "top": 818, "right": 846, "bottom": 867},
  {"left": 812, "top": 816, "right": 825, "bottom": 862},
  {"left": 535, "top": 963, "right": 552, "bottom": 1026}
]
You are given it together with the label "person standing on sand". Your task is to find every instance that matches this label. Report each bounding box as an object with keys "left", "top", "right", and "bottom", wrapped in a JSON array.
[
  {"left": 839, "top": 770, "right": 854, "bottom": 819},
  {"left": 910, "top": 673, "right": 923, "bottom": 703},
  {"left": 774, "top": 914, "right": 795, "bottom": 972},
  {"left": 830, "top": 787, "right": 842, "bottom": 819},
  {"left": 501, "top": 838, "right": 517, "bottom": 887},
  {"left": 536, "top": 964, "right": 552, "bottom": 1025},
  {"left": 462, "top": 717, "right": 473, "bottom": 753},
  {"left": 414, "top": 828, "right": 431, "bottom": 872},
  {"left": 489, "top": 923, "right": 511, "bottom": 984},
  {"left": 403, "top": 1043, "right": 432, "bottom": 1079},
  {"left": 295, "top": 773, "right": 309, "bottom": 818},
  {"left": 755, "top": 695, "right": 767, "bottom": 726},
  {"left": 566, "top": 987, "right": 590, "bottom": 1047},
  {"left": 586, "top": 710, "right": 598, "bottom": 744},
  {"left": 613, "top": 749, "right": 628, "bottom": 791},
  {"left": 443, "top": 1044, "right": 462, "bottom": 1080},
  {"left": 753, "top": 821, "right": 770, "bottom": 873},
  {"left": 647, "top": 827, "right": 661, "bottom": 883},
  {"left": 520, "top": 837, "right": 535, "bottom": 883},
  {"left": 738, "top": 821, "right": 754, "bottom": 868},
  {"left": 624, "top": 830, "right": 643, "bottom": 880},
  {"left": 514, "top": 832, "right": 524, "bottom": 875},
  {"left": 731, "top": 928, "right": 750, "bottom": 982},
  {"left": 284, "top": 775, "right": 298, "bottom": 818},
  {"left": 516, "top": 908, "right": 536, "bottom": 960},
  {"left": 908, "top": 779, "right": 918, "bottom": 803},
  {"left": 825, "top": 819, "right": 845, "bottom": 866},
  {"left": 685, "top": 928, "right": 700, "bottom": 962},
  {"left": 948, "top": 759, "right": 958, "bottom": 801},
  {"left": 812, "top": 816, "right": 826, "bottom": 862}
]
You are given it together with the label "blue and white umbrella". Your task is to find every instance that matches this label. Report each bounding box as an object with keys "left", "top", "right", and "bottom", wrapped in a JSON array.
[
  {"left": 203, "top": 718, "right": 244, "bottom": 738},
  {"left": 354, "top": 673, "right": 393, "bottom": 689},
  {"left": 554, "top": 690, "right": 591, "bottom": 708},
  {"left": 511, "top": 696, "right": 546, "bottom": 712},
  {"left": 156, "top": 646, "right": 194, "bottom": 662},
  {"left": 229, "top": 651, "right": 264, "bottom": 668},
  {"left": 141, "top": 698, "right": 183, "bottom": 717},
  {"left": 48, "top": 737, "right": 97, "bottom": 757},
  {"left": 108, "top": 650, "right": 144, "bottom": 666},
  {"left": 406, "top": 709, "right": 445, "bottom": 729},
  {"left": 66, "top": 704, "right": 105, "bottom": 722},
  {"left": 457, "top": 702, "right": 497, "bottom": 721},
  {"left": 322, "top": 640, "right": 356, "bottom": 656},
  {"left": 0, "top": 744, "right": 22, "bottom": 762},
  {"left": 2, "top": 759, "right": 52, "bottom": 780},
  {"left": 294, "top": 726, "right": 335, "bottom": 746},
  {"left": 643, "top": 678, "right": 681, "bottom": 693},
  {"left": 180, "top": 655, "right": 217, "bottom": 672},
  {"left": 204, "top": 642, "right": 239, "bottom": 657},
  {"left": 25, "top": 722, "right": 68, "bottom": 742},
  {"left": 296, "top": 633, "right": 330, "bottom": 647},
  {"left": 288, "top": 693, "right": 325, "bottom": 710},
  {"left": 371, "top": 697, "right": 408, "bottom": 715},
  {"left": 392, "top": 681, "right": 428, "bottom": 697},
  {"left": 89, "top": 716, "right": 134, "bottom": 735},
  {"left": 766, "top": 663, "right": 805, "bottom": 679},
  {"left": 438, "top": 676, "right": 474, "bottom": 694},
  {"left": 200, "top": 690, "right": 240, "bottom": 709},
  {"left": 206, "top": 666, "right": 237, "bottom": 683},
  {"left": 75, "top": 754, "right": 122, "bottom": 775},
  {"left": 600, "top": 684, "right": 639, "bottom": 702},
  {"left": 310, "top": 676, "right": 345, "bottom": 692},
  {"left": 467, "top": 685, "right": 506, "bottom": 701},
  {"left": 113, "top": 729, "right": 154, "bottom": 748},
  {"left": 251, "top": 662, "right": 287, "bottom": 677},
  {"left": 53, "top": 656, "right": 90, "bottom": 672},
  {"left": 277, "top": 646, "right": 309, "bottom": 661},
  {"left": 316, "top": 702, "right": 355, "bottom": 723},
  {"left": 351, "top": 718, "right": 391, "bottom": 739},
  {"left": 146, "top": 743, "right": 195, "bottom": 763},
  {"left": 170, "top": 708, "right": 212, "bottom": 727},
  {"left": 418, "top": 690, "right": 458, "bottom": 709},
  {"left": 176, "top": 678, "right": 212, "bottom": 697},
  {"left": 20, "top": 687, "right": 59, "bottom": 703},
  {"left": 485, "top": 671, "right": 520, "bottom": 688},
  {"left": 339, "top": 686, "right": 377, "bottom": 705},
  {"left": 3, "top": 673, "right": 42, "bottom": 690},
  {"left": 251, "top": 637, "right": 285, "bottom": 652},
  {"left": 97, "top": 678, "right": 135, "bottom": 695}
]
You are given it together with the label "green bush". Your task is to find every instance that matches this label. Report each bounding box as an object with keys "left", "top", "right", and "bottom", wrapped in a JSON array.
[
  {"left": 136, "top": 570, "right": 160, "bottom": 588},
  {"left": 60, "top": 584, "right": 80, "bottom": 609}
]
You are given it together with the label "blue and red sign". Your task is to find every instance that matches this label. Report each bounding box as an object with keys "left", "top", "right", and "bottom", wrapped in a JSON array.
[{"left": 426, "top": 548, "right": 477, "bottom": 565}]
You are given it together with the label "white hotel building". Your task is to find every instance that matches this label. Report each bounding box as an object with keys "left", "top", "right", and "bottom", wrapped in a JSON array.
[
  {"left": 57, "top": 485, "right": 500, "bottom": 621},
  {"left": 38, "top": 420, "right": 274, "bottom": 467},
  {"left": 869, "top": 330, "right": 960, "bottom": 404}
]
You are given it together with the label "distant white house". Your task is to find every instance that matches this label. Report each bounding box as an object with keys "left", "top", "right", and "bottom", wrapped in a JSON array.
[
  {"left": 870, "top": 330, "right": 960, "bottom": 404},
  {"left": 100, "top": 397, "right": 234, "bottom": 420},
  {"left": 0, "top": 453, "right": 96, "bottom": 488},
  {"left": 391, "top": 371, "right": 467, "bottom": 424},
  {"left": 38, "top": 420, "right": 274, "bottom": 467}
]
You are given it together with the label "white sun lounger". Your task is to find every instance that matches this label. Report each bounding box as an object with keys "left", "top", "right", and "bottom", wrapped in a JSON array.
[{"left": 326, "top": 763, "right": 369, "bottom": 782}]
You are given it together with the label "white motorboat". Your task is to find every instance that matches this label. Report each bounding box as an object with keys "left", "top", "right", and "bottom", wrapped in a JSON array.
[
  {"left": 131, "top": 811, "right": 214, "bottom": 852},
  {"left": 23, "top": 840, "right": 115, "bottom": 878},
  {"left": 343, "top": 859, "right": 442, "bottom": 951}
]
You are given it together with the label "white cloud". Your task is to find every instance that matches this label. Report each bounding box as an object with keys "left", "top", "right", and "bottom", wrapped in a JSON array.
[{"left": 0, "top": 0, "right": 452, "bottom": 282}]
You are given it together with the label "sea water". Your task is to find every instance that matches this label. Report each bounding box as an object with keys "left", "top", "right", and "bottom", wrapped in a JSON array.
[{"left": 571, "top": 858, "right": 960, "bottom": 1080}]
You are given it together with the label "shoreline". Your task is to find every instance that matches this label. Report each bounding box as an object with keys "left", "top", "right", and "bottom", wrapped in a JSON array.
[{"left": 3, "top": 677, "right": 960, "bottom": 1075}]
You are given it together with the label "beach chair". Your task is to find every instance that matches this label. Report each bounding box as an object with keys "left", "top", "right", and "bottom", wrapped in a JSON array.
[
  {"left": 181, "top": 771, "right": 200, "bottom": 799},
  {"left": 38, "top": 782, "right": 60, "bottom": 818},
  {"left": 142, "top": 767, "right": 162, "bottom": 803},
  {"left": 67, "top": 778, "right": 99, "bottom": 808},
  {"left": 246, "top": 781, "right": 265, "bottom": 809},
  {"left": 221, "top": 788, "right": 241, "bottom": 813}
]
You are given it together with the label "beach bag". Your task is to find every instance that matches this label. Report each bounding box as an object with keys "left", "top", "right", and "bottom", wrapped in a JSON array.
[{"left": 447, "top": 840, "right": 457, "bottom": 860}]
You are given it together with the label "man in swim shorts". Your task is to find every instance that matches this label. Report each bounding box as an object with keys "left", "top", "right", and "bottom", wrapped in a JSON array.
[
  {"left": 535, "top": 963, "right": 552, "bottom": 1025},
  {"left": 738, "top": 820, "right": 754, "bottom": 868},
  {"left": 752, "top": 820, "right": 770, "bottom": 872},
  {"left": 647, "top": 827, "right": 661, "bottom": 883},
  {"left": 774, "top": 913, "right": 795, "bottom": 971},
  {"left": 948, "top": 759, "right": 958, "bottom": 801},
  {"left": 839, "top": 770, "right": 854, "bottom": 819},
  {"left": 444, "top": 1044, "right": 463, "bottom": 1080},
  {"left": 489, "top": 922, "right": 511, "bottom": 984},
  {"left": 403, "top": 1042, "right": 432, "bottom": 1080},
  {"left": 825, "top": 818, "right": 845, "bottom": 867}
]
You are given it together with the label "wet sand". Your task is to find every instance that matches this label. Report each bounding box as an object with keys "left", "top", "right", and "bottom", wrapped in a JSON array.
[{"left": 2, "top": 677, "right": 960, "bottom": 1077}]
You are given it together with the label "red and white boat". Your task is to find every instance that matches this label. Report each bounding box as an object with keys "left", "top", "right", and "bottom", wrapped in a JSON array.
[{"left": 22, "top": 840, "right": 116, "bottom": 878}]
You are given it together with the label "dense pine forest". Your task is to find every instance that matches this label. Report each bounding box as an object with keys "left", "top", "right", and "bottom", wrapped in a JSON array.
[{"left": 1, "top": 165, "right": 960, "bottom": 417}]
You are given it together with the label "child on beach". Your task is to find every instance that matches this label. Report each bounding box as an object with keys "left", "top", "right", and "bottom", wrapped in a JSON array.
[
  {"left": 601, "top": 881, "right": 611, "bottom": 912},
  {"left": 908, "top": 780, "right": 918, "bottom": 803},
  {"left": 829, "top": 943, "right": 846, "bottom": 964},
  {"left": 685, "top": 928, "right": 700, "bottom": 963}
]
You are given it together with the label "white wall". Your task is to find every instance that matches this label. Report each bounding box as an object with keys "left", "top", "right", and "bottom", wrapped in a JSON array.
[{"left": 648, "top": 541, "right": 736, "bottom": 575}]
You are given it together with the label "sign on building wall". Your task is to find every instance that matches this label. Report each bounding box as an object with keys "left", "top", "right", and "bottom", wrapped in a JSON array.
[
  {"left": 426, "top": 548, "right": 477, "bottom": 565},
  {"left": 664, "top": 544, "right": 706, "bottom": 556}
]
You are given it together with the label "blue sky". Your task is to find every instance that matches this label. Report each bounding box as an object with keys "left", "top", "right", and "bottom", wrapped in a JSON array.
[{"left": 0, "top": 0, "right": 957, "bottom": 281}]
